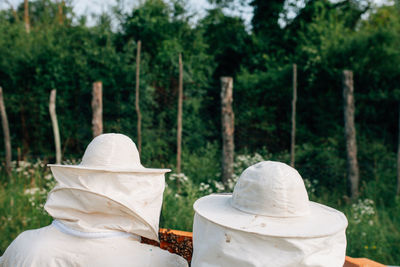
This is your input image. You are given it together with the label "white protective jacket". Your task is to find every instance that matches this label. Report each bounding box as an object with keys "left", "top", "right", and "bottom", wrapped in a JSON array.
[{"left": 0, "top": 166, "right": 188, "bottom": 267}]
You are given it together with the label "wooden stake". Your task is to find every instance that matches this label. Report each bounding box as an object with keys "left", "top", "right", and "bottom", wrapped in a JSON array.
[
  {"left": 0, "top": 87, "right": 12, "bottom": 176},
  {"left": 92, "top": 81, "right": 103, "bottom": 138},
  {"left": 177, "top": 53, "right": 183, "bottom": 174},
  {"left": 24, "top": 0, "right": 30, "bottom": 33},
  {"left": 290, "top": 63, "right": 297, "bottom": 168},
  {"left": 135, "top": 40, "right": 142, "bottom": 154},
  {"left": 397, "top": 103, "right": 400, "bottom": 196},
  {"left": 17, "top": 147, "right": 21, "bottom": 167},
  {"left": 58, "top": 0, "right": 64, "bottom": 25},
  {"left": 49, "top": 89, "right": 62, "bottom": 164},
  {"left": 343, "top": 70, "right": 359, "bottom": 200},
  {"left": 221, "top": 77, "right": 234, "bottom": 184}
]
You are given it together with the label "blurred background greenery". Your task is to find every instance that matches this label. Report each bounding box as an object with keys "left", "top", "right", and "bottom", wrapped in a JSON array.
[{"left": 0, "top": 0, "right": 399, "bottom": 264}]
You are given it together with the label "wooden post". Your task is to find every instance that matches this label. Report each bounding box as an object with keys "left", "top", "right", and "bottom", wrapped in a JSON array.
[
  {"left": 24, "top": 0, "right": 30, "bottom": 33},
  {"left": 221, "top": 77, "right": 234, "bottom": 184},
  {"left": 49, "top": 89, "right": 62, "bottom": 164},
  {"left": 343, "top": 70, "right": 359, "bottom": 199},
  {"left": 17, "top": 147, "right": 21, "bottom": 167},
  {"left": 397, "top": 103, "right": 400, "bottom": 196},
  {"left": 92, "top": 81, "right": 103, "bottom": 138},
  {"left": 57, "top": 0, "right": 64, "bottom": 25},
  {"left": 0, "top": 87, "right": 12, "bottom": 176},
  {"left": 290, "top": 63, "right": 297, "bottom": 168},
  {"left": 176, "top": 53, "right": 183, "bottom": 174},
  {"left": 135, "top": 40, "right": 142, "bottom": 154}
]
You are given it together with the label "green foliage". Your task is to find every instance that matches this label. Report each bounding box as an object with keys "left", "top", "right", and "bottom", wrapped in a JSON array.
[
  {"left": 0, "top": 161, "right": 53, "bottom": 253},
  {"left": 161, "top": 173, "right": 202, "bottom": 231},
  {"left": 181, "top": 142, "right": 221, "bottom": 184},
  {"left": 0, "top": 0, "right": 400, "bottom": 263}
]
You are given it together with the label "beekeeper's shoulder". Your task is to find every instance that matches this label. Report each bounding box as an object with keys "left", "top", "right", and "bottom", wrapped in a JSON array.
[
  {"left": 0, "top": 226, "right": 53, "bottom": 266},
  {"left": 156, "top": 249, "right": 188, "bottom": 267},
  {"left": 142, "top": 243, "right": 188, "bottom": 267}
]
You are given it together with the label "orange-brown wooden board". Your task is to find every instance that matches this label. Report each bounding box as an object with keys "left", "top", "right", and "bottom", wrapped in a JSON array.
[
  {"left": 141, "top": 228, "right": 193, "bottom": 263},
  {"left": 344, "top": 256, "right": 387, "bottom": 267}
]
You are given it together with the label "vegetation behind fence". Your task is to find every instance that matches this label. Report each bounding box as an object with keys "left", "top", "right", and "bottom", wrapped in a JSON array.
[{"left": 0, "top": 0, "right": 400, "bottom": 264}]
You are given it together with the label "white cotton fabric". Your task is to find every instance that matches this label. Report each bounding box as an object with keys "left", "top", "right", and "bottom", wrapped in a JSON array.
[
  {"left": 0, "top": 224, "right": 188, "bottom": 267},
  {"left": 192, "top": 213, "right": 347, "bottom": 267},
  {"left": 44, "top": 166, "right": 165, "bottom": 241},
  {"left": 194, "top": 194, "right": 347, "bottom": 238},
  {"left": 51, "top": 220, "right": 139, "bottom": 240},
  {"left": 192, "top": 161, "right": 348, "bottom": 267},
  {"left": 48, "top": 133, "right": 170, "bottom": 173}
]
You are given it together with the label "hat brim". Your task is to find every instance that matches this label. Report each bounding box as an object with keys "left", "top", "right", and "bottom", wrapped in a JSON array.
[
  {"left": 193, "top": 194, "right": 348, "bottom": 238},
  {"left": 47, "top": 164, "right": 171, "bottom": 174}
]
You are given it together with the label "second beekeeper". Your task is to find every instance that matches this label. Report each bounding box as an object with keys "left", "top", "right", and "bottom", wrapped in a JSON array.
[{"left": 192, "top": 161, "right": 348, "bottom": 267}]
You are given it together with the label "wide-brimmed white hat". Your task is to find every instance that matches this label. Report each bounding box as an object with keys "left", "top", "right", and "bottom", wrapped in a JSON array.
[
  {"left": 194, "top": 161, "right": 347, "bottom": 238},
  {"left": 48, "top": 133, "right": 170, "bottom": 173}
]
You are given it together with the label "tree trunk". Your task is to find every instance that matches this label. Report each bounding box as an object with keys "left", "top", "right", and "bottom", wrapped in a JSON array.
[
  {"left": 176, "top": 53, "right": 183, "bottom": 174},
  {"left": 343, "top": 70, "right": 359, "bottom": 200},
  {"left": 135, "top": 40, "right": 142, "bottom": 154},
  {"left": 0, "top": 87, "right": 12, "bottom": 176},
  {"left": 221, "top": 77, "right": 234, "bottom": 184},
  {"left": 49, "top": 89, "right": 62, "bottom": 164},
  {"left": 397, "top": 102, "right": 400, "bottom": 196},
  {"left": 92, "top": 81, "right": 103, "bottom": 138},
  {"left": 290, "top": 63, "right": 297, "bottom": 168},
  {"left": 24, "top": 0, "right": 30, "bottom": 33}
]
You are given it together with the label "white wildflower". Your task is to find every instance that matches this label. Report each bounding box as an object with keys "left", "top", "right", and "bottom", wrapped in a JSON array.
[
  {"left": 199, "top": 182, "right": 211, "bottom": 193},
  {"left": 214, "top": 181, "right": 226, "bottom": 192},
  {"left": 169, "top": 173, "right": 189, "bottom": 184},
  {"left": 351, "top": 198, "right": 375, "bottom": 225},
  {"left": 24, "top": 188, "right": 40, "bottom": 195}
]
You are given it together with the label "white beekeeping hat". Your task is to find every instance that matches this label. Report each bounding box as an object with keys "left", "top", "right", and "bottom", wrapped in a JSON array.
[
  {"left": 45, "top": 133, "right": 170, "bottom": 242},
  {"left": 48, "top": 133, "right": 170, "bottom": 173},
  {"left": 192, "top": 161, "right": 348, "bottom": 267}
]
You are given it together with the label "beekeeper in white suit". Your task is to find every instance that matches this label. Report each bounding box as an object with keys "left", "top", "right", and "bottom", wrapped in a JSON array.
[
  {"left": 192, "top": 161, "right": 348, "bottom": 267},
  {"left": 0, "top": 133, "right": 188, "bottom": 267}
]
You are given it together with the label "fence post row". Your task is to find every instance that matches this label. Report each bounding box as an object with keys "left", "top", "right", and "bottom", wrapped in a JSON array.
[
  {"left": 290, "top": 63, "right": 297, "bottom": 168},
  {"left": 343, "top": 70, "right": 359, "bottom": 200},
  {"left": 92, "top": 81, "right": 103, "bottom": 138},
  {"left": 397, "top": 103, "right": 400, "bottom": 196},
  {"left": 136, "top": 40, "right": 142, "bottom": 155},
  {"left": 49, "top": 89, "right": 62, "bottom": 164},
  {"left": 24, "top": 0, "right": 30, "bottom": 33},
  {"left": 177, "top": 53, "right": 183, "bottom": 174},
  {"left": 0, "top": 87, "right": 11, "bottom": 176},
  {"left": 221, "top": 77, "right": 234, "bottom": 185}
]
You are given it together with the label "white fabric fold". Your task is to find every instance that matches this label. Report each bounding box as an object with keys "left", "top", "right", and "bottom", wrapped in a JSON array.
[
  {"left": 44, "top": 166, "right": 165, "bottom": 241},
  {"left": 51, "top": 220, "right": 140, "bottom": 240}
]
